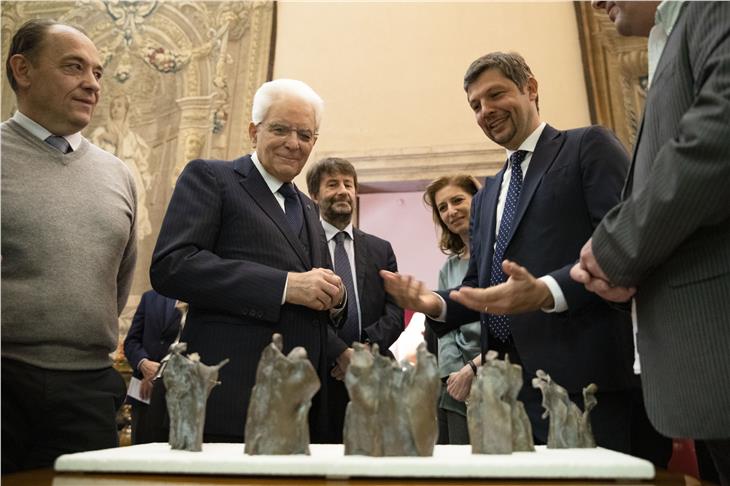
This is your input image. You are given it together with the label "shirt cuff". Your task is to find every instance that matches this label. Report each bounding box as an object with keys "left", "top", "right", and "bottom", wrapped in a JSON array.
[
  {"left": 539, "top": 275, "right": 568, "bottom": 313},
  {"left": 330, "top": 287, "right": 347, "bottom": 317},
  {"left": 137, "top": 357, "right": 149, "bottom": 372},
  {"left": 432, "top": 292, "right": 448, "bottom": 321},
  {"left": 281, "top": 275, "right": 288, "bottom": 305}
]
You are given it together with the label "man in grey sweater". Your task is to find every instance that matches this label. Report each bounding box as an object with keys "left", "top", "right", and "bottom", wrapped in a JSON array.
[{"left": 1, "top": 20, "right": 137, "bottom": 472}]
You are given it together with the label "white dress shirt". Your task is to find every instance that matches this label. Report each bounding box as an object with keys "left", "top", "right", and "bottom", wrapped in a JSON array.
[
  {"left": 321, "top": 220, "right": 362, "bottom": 334},
  {"left": 648, "top": 1, "right": 685, "bottom": 88},
  {"left": 12, "top": 111, "right": 82, "bottom": 151}
]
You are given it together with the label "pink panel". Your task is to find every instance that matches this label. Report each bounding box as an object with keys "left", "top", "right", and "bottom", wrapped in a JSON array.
[{"left": 358, "top": 191, "right": 447, "bottom": 290}]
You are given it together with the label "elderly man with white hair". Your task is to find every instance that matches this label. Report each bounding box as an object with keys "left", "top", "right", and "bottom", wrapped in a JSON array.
[{"left": 151, "top": 79, "right": 346, "bottom": 443}]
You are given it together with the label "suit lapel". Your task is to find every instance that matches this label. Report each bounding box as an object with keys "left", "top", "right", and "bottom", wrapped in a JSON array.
[
  {"left": 301, "top": 195, "right": 322, "bottom": 268},
  {"left": 353, "top": 229, "right": 367, "bottom": 300},
  {"left": 623, "top": 113, "right": 645, "bottom": 199},
  {"left": 505, "top": 124, "right": 563, "bottom": 245},
  {"left": 477, "top": 170, "right": 503, "bottom": 285},
  {"left": 234, "top": 156, "right": 310, "bottom": 267},
  {"left": 161, "top": 297, "right": 179, "bottom": 335}
]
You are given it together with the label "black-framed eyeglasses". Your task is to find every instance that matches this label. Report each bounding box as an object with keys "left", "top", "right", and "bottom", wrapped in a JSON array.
[{"left": 258, "top": 123, "right": 317, "bottom": 143}]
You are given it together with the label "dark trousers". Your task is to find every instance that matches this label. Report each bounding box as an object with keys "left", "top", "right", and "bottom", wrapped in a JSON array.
[
  {"left": 628, "top": 384, "right": 673, "bottom": 468},
  {"left": 484, "top": 332, "right": 632, "bottom": 453},
  {"left": 1, "top": 357, "right": 126, "bottom": 473},
  {"left": 129, "top": 381, "right": 169, "bottom": 445},
  {"left": 705, "top": 439, "right": 730, "bottom": 486},
  {"left": 325, "top": 374, "right": 349, "bottom": 443}
]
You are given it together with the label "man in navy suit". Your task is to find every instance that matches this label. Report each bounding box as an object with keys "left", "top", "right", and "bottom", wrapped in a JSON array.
[
  {"left": 123, "top": 289, "right": 181, "bottom": 444},
  {"left": 382, "top": 52, "right": 635, "bottom": 451},
  {"left": 306, "top": 157, "right": 404, "bottom": 443},
  {"left": 151, "top": 79, "right": 345, "bottom": 443}
]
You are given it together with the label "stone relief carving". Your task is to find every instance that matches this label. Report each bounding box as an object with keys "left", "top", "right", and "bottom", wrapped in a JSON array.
[
  {"left": 91, "top": 94, "right": 154, "bottom": 239},
  {"left": 1, "top": 1, "right": 274, "bottom": 355}
]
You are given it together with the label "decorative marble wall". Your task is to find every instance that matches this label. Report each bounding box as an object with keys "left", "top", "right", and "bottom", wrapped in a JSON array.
[{"left": 1, "top": 1, "right": 275, "bottom": 355}]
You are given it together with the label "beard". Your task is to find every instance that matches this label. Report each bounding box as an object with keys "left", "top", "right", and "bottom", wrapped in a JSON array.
[{"left": 322, "top": 199, "right": 353, "bottom": 228}]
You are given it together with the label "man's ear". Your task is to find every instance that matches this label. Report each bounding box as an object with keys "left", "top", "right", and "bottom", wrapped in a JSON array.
[
  {"left": 9, "top": 54, "right": 32, "bottom": 89},
  {"left": 526, "top": 77, "right": 538, "bottom": 101},
  {"left": 309, "top": 191, "right": 319, "bottom": 204},
  {"left": 248, "top": 122, "right": 258, "bottom": 148}
]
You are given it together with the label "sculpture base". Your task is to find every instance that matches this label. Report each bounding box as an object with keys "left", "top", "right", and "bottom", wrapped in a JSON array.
[{"left": 55, "top": 443, "right": 654, "bottom": 480}]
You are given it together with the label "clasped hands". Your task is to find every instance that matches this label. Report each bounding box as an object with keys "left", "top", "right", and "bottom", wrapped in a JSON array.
[
  {"left": 379, "top": 259, "right": 553, "bottom": 316},
  {"left": 285, "top": 268, "right": 345, "bottom": 311},
  {"left": 569, "top": 238, "right": 635, "bottom": 303}
]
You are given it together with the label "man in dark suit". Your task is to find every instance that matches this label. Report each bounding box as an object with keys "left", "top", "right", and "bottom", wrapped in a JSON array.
[
  {"left": 382, "top": 52, "right": 635, "bottom": 451},
  {"left": 305, "top": 157, "right": 404, "bottom": 443},
  {"left": 573, "top": 2, "right": 730, "bottom": 482},
  {"left": 150, "top": 79, "right": 345, "bottom": 443},
  {"left": 123, "top": 290, "right": 181, "bottom": 444}
]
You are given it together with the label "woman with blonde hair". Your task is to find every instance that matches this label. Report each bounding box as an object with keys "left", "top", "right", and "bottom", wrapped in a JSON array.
[{"left": 423, "top": 174, "right": 482, "bottom": 444}]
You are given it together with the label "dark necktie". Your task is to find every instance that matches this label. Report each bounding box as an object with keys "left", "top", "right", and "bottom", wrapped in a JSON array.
[
  {"left": 334, "top": 231, "right": 359, "bottom": 345},
  {"left": 45, "top": 135, "right": 71, "bottom": 154},
  {"left": 278, "top": 183, "right": 303, "bottom": 234},
  {"left": 488, "top": 150, "right": 528, "bottom": 342}
]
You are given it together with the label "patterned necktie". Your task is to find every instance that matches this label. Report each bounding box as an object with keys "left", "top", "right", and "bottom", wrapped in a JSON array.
[
  {"left": 45, "top": 135, "right": 71, "bottom": 154},
  {"left": 334, "top": 231, "right": 359, "bottom": 345},
  {"left": 488, "top": 150, "right": 528, "bottom": 342},
  {"left": 278, "top": 183, "right": 303, "bottom": 234}
]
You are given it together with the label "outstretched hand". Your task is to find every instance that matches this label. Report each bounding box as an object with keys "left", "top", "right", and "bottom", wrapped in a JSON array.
[
  {"left": 449, "top": 260, "right": 553, "bottom": 314},
  {"left": 379, "top": 270, "right": 442, "bottom": 317}
]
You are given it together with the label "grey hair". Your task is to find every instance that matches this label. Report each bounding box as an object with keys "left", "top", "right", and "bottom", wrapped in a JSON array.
[{"left": 251, "top": 79, "right": 324, "bottom": 129}]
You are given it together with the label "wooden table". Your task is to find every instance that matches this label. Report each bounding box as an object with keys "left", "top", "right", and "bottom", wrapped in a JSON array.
[{"left": 0, "top": 469, "right": 713, "bottom": 486}]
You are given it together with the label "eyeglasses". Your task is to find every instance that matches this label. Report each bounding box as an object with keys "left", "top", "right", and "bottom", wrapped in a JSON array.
[{"left": 258, "top": 123, "right": 317, "bottom": 143}]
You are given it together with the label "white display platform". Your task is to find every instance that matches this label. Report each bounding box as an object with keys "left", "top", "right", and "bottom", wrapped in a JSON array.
[{"left": 55, "top": 443, "right": 655, "bottom": 480}]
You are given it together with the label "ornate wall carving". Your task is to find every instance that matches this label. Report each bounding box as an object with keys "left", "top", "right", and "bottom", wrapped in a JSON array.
[
  {"left": 575, "top": 2, "right": 648, "bottom": 152},
  {"left": 1, "top": 1, "right": 275, "bottom": 355}
]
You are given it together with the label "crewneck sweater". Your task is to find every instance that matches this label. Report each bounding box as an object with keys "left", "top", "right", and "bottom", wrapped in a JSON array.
[{"left": 1, "top": 119, "right": 137, "bottom": 370}]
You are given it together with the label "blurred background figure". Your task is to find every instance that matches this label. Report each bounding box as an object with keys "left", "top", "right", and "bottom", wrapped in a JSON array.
[{"left": 123, "top": 290, "right": 182, "bottom": 444}]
